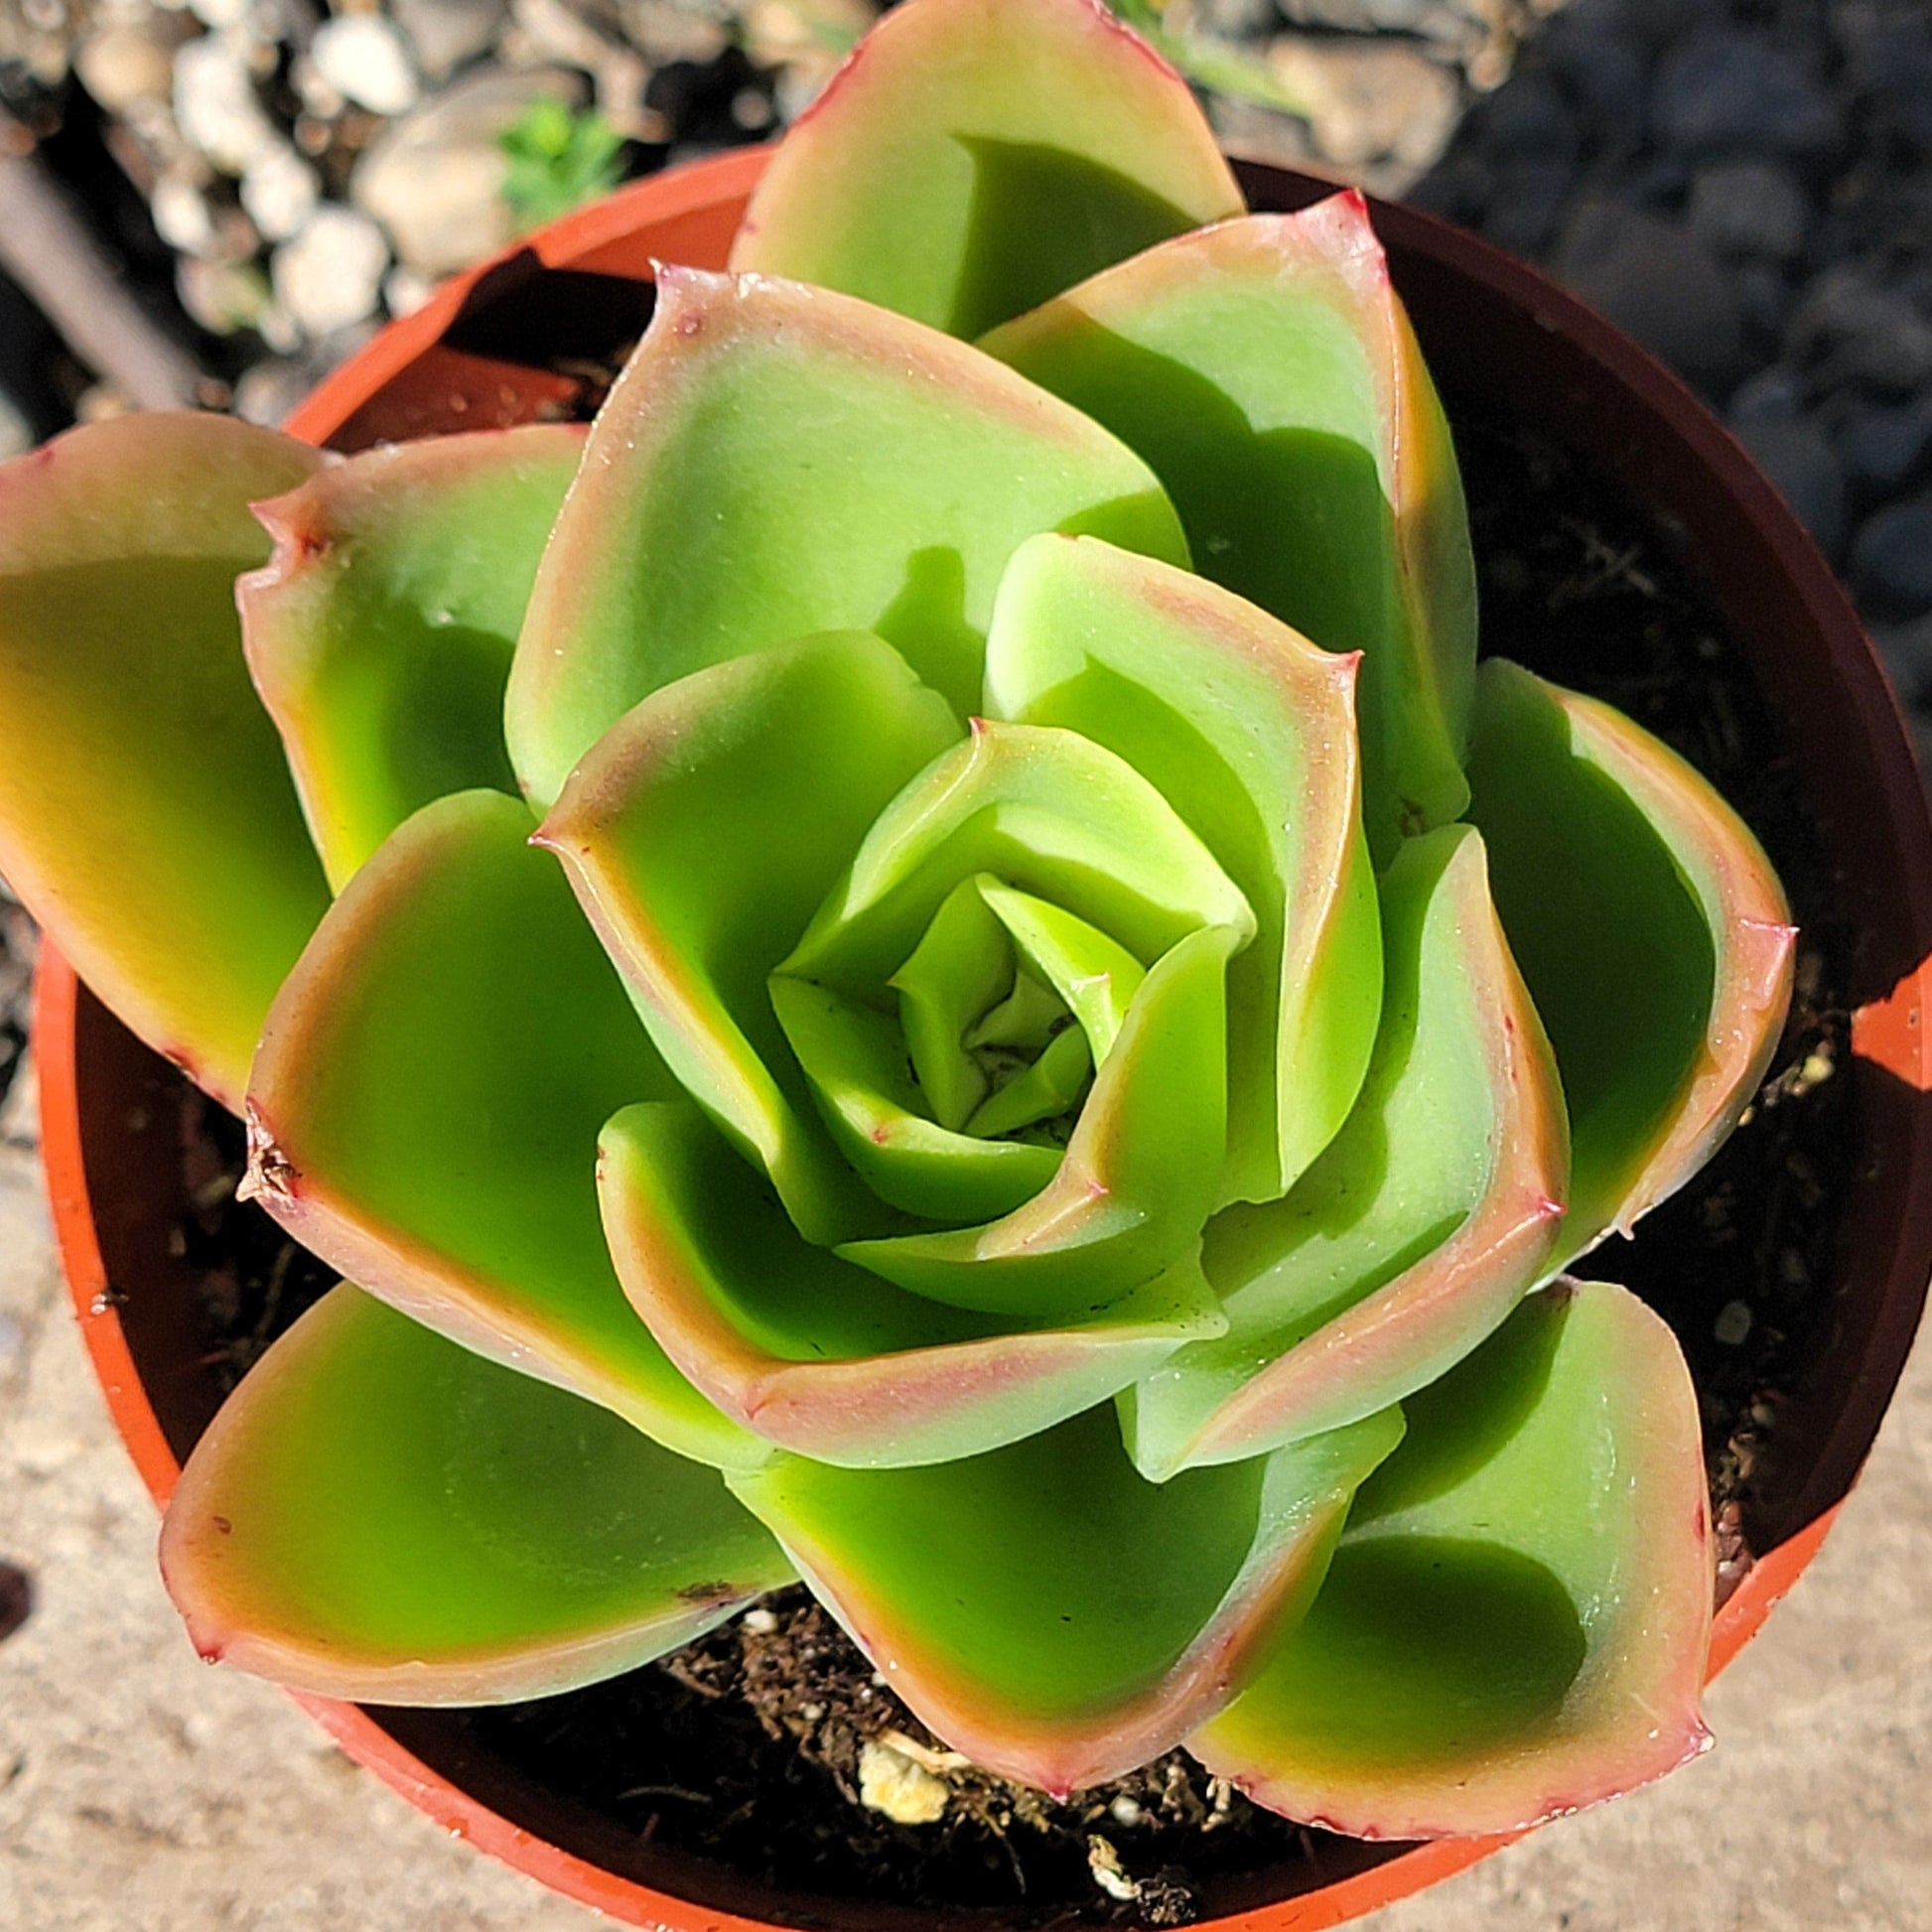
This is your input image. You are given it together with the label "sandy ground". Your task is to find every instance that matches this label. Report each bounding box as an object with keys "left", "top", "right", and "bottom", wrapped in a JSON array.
[{"left": 2, "top": 1052, "right": 1928, "bottom": 1932}]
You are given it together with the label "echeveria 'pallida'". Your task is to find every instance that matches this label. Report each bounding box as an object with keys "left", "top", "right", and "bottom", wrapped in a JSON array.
[{"left": 0, "top": 0, "right": 1790, "bottom": 1840}]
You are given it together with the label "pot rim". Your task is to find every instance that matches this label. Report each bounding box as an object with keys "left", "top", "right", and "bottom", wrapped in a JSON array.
[{"left": 36, "top": 143, "right": 1932, "bottom": 1932}]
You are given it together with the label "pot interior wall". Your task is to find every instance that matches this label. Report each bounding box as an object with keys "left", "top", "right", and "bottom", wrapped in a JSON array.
[{"left": 58, "top": 157, "right": 1932, "bottom": 1932}]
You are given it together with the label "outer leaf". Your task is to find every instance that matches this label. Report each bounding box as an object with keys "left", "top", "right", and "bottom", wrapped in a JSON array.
[
  {"left": 781, "top": 719, "right": 1255, "bottom": 993},
  {"left": 839, "top": 923, "right": 1241, "bottom": 1317},
  {"left": 243, "top": 788, "right": 759, "bottom": 1469},
  {"left": 1191, "top": 1280, "right": 1713, "bottom": 1839},
  {"left": 162, "top": 1286, "right": 794, "bottom": 1704},
  {"left": 536, "top": 631, "right": 959, "bottom": 1244},
  {"left": 729, "top": 0, "right": 1243, "bottom": 340},
  {"left": 1122, "top": 826, "right": 1567, "bottom": 1480},
  {"left": 0, "top": 413, "right": 329, "bottom": 1110},
  {"left": 984, "top": 533, "right": 1380, "bottom": 1202},
  {"left": 240, "top": 425, "right": 586, "bottom": 890},
  {"left": 505, "top": 266, "right": 1188, "bottom": 806},
  {"left": 728, "top": 1402, "right": 1402, "bottom": 1794},
  {"left": 1466, "top": 659, "right": 1795, "bottom": 1254},
  {"left": 982, "top": 204, "right": 1477, "bottom": 858},
  {"left": 600, "top": 1101, "right": 1228, "bottom": 1468}
]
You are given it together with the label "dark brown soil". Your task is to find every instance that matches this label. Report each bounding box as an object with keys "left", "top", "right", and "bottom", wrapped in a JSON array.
[{"left": 171, "top": 396, "right": 1853, "bottom": 1926}]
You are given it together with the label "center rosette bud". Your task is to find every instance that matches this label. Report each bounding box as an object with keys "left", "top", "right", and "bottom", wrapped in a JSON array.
[{"left": 768, "top": 715, "right": 1256, "bottom": 1316}]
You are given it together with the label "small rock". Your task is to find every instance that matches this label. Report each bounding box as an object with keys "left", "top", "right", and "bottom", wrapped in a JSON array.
[
  {"left": 1732, "top": 416, "right": 1847, "bottom": 560},
  {"left": 352, "top": 67, "right": 584, "bottom": 277},
  {"left": 1849, "top": 497, "right": 1932, "bottom": 621},
  {"left": 393, "top": 0, "right": 506, "bottom": 81},
  {"left": 1267, "top": 37, "right": 1460, "bottom": 186},
  {"left": 271, "top": 205, "right": 389, "bottom": 339},
  {"left": 189, "top": 0, "right": 252, "bottom": 29},
  {"left": 1475, "top": 71, "right": 1580, "bottom": 168},
  {"left": 1552, "top": 197, "right": 1744, "bottom": 388},
  {"left": 1714, "top": 1301, "right": 1753, "bottom": 1345},
  {"left": 1788, "top": 268, "right": 1932, "bottom": 395},
  {"left": 383, "top": 263, "right": 436, "bottom": 317},
  {"left": 74, "top": 22, "right": 178, "bottom": 111},
  {"left": 1835, "top": 398, "right": 1932, "bottom": 497},
  {"left": 1688, "top": 160, "right": 1808, "bottom": 262},
  {"left": 1726, "top": 362, "right": 1806, "bottom": 432},
  {"left": 240, "top": 143, "right": 320, "bottom": 242},
  {"left": 857, "top": 1741, "right": 949, "bottom": 1826},
  {"left": 619, "top": 0, "right": 728, "bottom": 67},
  {"left": 1482, "top": 160, "right": 1572, "bottom": 259},
  {"left": 177, "top": 255, "right": 272, "bottom": 336},
  {"left": 312, "top": 13, "right": 420, "bottom": 117},
  {"left": 1871, "top": 614, "right": 1932, "bottom": 706},
  {"left": 742, "top": 1606, "right": 777, "bottom": 1634},
  {"left": 1278, "top": 0, "right": 1433, "bottom": 31},
  {"left": 1652, "top": 30, "right": 1840, "bottom": 159},
  {"left": 150, "top": 172, "right": 218, "bottom": 256},
  {"left": 174, "top": 32, "right": 280, "bottom": 174}
]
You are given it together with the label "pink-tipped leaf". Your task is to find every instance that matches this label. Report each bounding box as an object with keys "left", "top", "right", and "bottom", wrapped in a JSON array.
[
  {"left": 163, "top": 1286, "right": 794, "bottom": 1704},
  {"left": 0, "top": 413, "right": 329, "bottom": 1109},
  {"left": 240, "top": 425, "right": 586, "bottom": 889},
  {"left": 730, "top": 0, "right": 1243, "bottom": 339},
  {"left": 1190, "top": 1279, "right": 1713, "bottom": 1839}
]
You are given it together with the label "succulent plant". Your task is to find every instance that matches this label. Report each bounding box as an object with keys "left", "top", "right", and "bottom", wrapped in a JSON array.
[{"left": 0, "top": 0, "right": 1795, "bottom": 1845}]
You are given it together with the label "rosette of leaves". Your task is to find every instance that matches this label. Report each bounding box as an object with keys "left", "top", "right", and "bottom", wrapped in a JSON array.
[{"left": 0, "top": 0, "right": 1793, "bottom": 1840}]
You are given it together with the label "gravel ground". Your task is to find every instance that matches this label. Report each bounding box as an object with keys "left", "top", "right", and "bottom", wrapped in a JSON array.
[{"left": 2, "top": 0, "right": 1931, "bottom": 1925}]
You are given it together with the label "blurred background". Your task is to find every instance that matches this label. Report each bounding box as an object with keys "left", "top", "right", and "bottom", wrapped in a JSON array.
[{"left": 1, "top": 0, "right": 1930, "bottom": 1926}]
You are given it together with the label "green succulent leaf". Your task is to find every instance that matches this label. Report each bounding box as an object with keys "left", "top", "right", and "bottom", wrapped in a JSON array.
[
  {"left": 982, "top": 205, "right": 1477, "bottom": 860},
  {"left": 728, "top": 0, "right": 1243, "bottom": 339},
  {"left": 599, "top": 1100, "right": 1227, "bottom": 1468},
  {"left": 505, "top": 266, "right": 1189, "bottom": 807},
  {"left": 0, "top": 413, "right": 330, "bottom": 1111},
  {"left": 1466, "top": 659, "right": 1795, "bottom": 1256},
  {"left": 984, "top": 534, "right": 1380, "bottom": 1203},
  {"left": 1122, "top": 824, "right": 1568, "bottom": 1481},
  {"left": 162, "top": 1286, "right": 794, "bottom": 1704},
  {"left": 243, "top": 787, "right": 759, "bottom": 1469},
  {"left": 890, "top": 877, "right": 1022, "bottom": 1133},
  {"left": 729, "top": 1401, "right": 1401, "bottom": 1794},
  {"left": 536, "top": 630, "right": 959, "bottom": 1244},
  {"left": 1190, "top": 1279, "right": 1713, "bottom": 1838},
  {"left": 838, "top": 920, "right": 1242, "bottom": 1317},
  {"left": 977, "top": 877, "right": 1146, "bottom": 1065},
  {"left": 781, "top": 719, "right": 1254, "bottom": 994},
  {"left": 240, "top": 425, "right": 586, "bottom": 891}
]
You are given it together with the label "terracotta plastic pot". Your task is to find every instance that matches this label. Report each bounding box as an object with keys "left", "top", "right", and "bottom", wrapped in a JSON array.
[{"left": 38, "top": 148, "right": 1932, "bottom": 1931}]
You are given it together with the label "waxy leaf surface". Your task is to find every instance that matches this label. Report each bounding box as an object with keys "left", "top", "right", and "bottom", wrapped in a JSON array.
[
  {"left": 0, "top": 413, "right": 329, "bottom": 1109},
  {"left": 730, "top": 0, "right": 1242, "bottom": 340},
  {"left": 1466, "top": 660, "right": 1794, "bottom": 1254},
  {"left": 984, "top": 534, "right": 1379, "bottom": 1202},
  {"left": 730, "top": 1402, "right": 1401, "bottom": 1794},
  {"left": 506, "top": 267, "right": 1187, "bottom": 806},
  {"left": 244, "top": 788, "right": 759, "bottom": 1468},
  {"left": 163, "top": 1287, "right": 794, "bottom": 1703},
  {"left": 241, "top": 425, "right": 586, "bottom": 889},
  {"left": 983, "top": 205, "right": 1477, "bottom": 857},
  {"left": 538, "top": 631, "right": 958, "bottom": 1244},
  {"left": 600, "top": 1102, "right": 1227, "bottom": 1468},
  {"left": 1123, "top": 825, "right": 1567, "bottom": 1480},
  {"left": 1192, "top": 1279, "right": 1712, "bottom": 1839}
]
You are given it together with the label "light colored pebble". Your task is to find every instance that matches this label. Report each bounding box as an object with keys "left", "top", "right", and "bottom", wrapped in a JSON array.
[
  {"left": 1266, "top": 35, "right": 1459, "bottom": 187},
  {"left": 74, "top": 23, "right": 176, "bottom": 110},
  {"left": 312, "top": 12, "right": 420, "bottom": 116},
  {"left": 240, "top": 142, "right": 320, "bottom": 241},
  {"left": 742, "top": 1606, "right": 777, "bottom": 1634},
  {"left": 150, "top": 172, "right": 217, "bottom": 255},
  {"left": 857, "top": 1741, "right": 949, "bottom": 1826},
  {"left": 1715, "top": 1301, "right": 1754, "bottom": 1346},
  {"left": 271, "top": 204, "right": 389, "bottom": 339},
  {"left": 173, "top": 32, "right": 279, "bottom": 174},
  {"left": 393, "top": 0, "right": 506, "bottom": 81}
]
